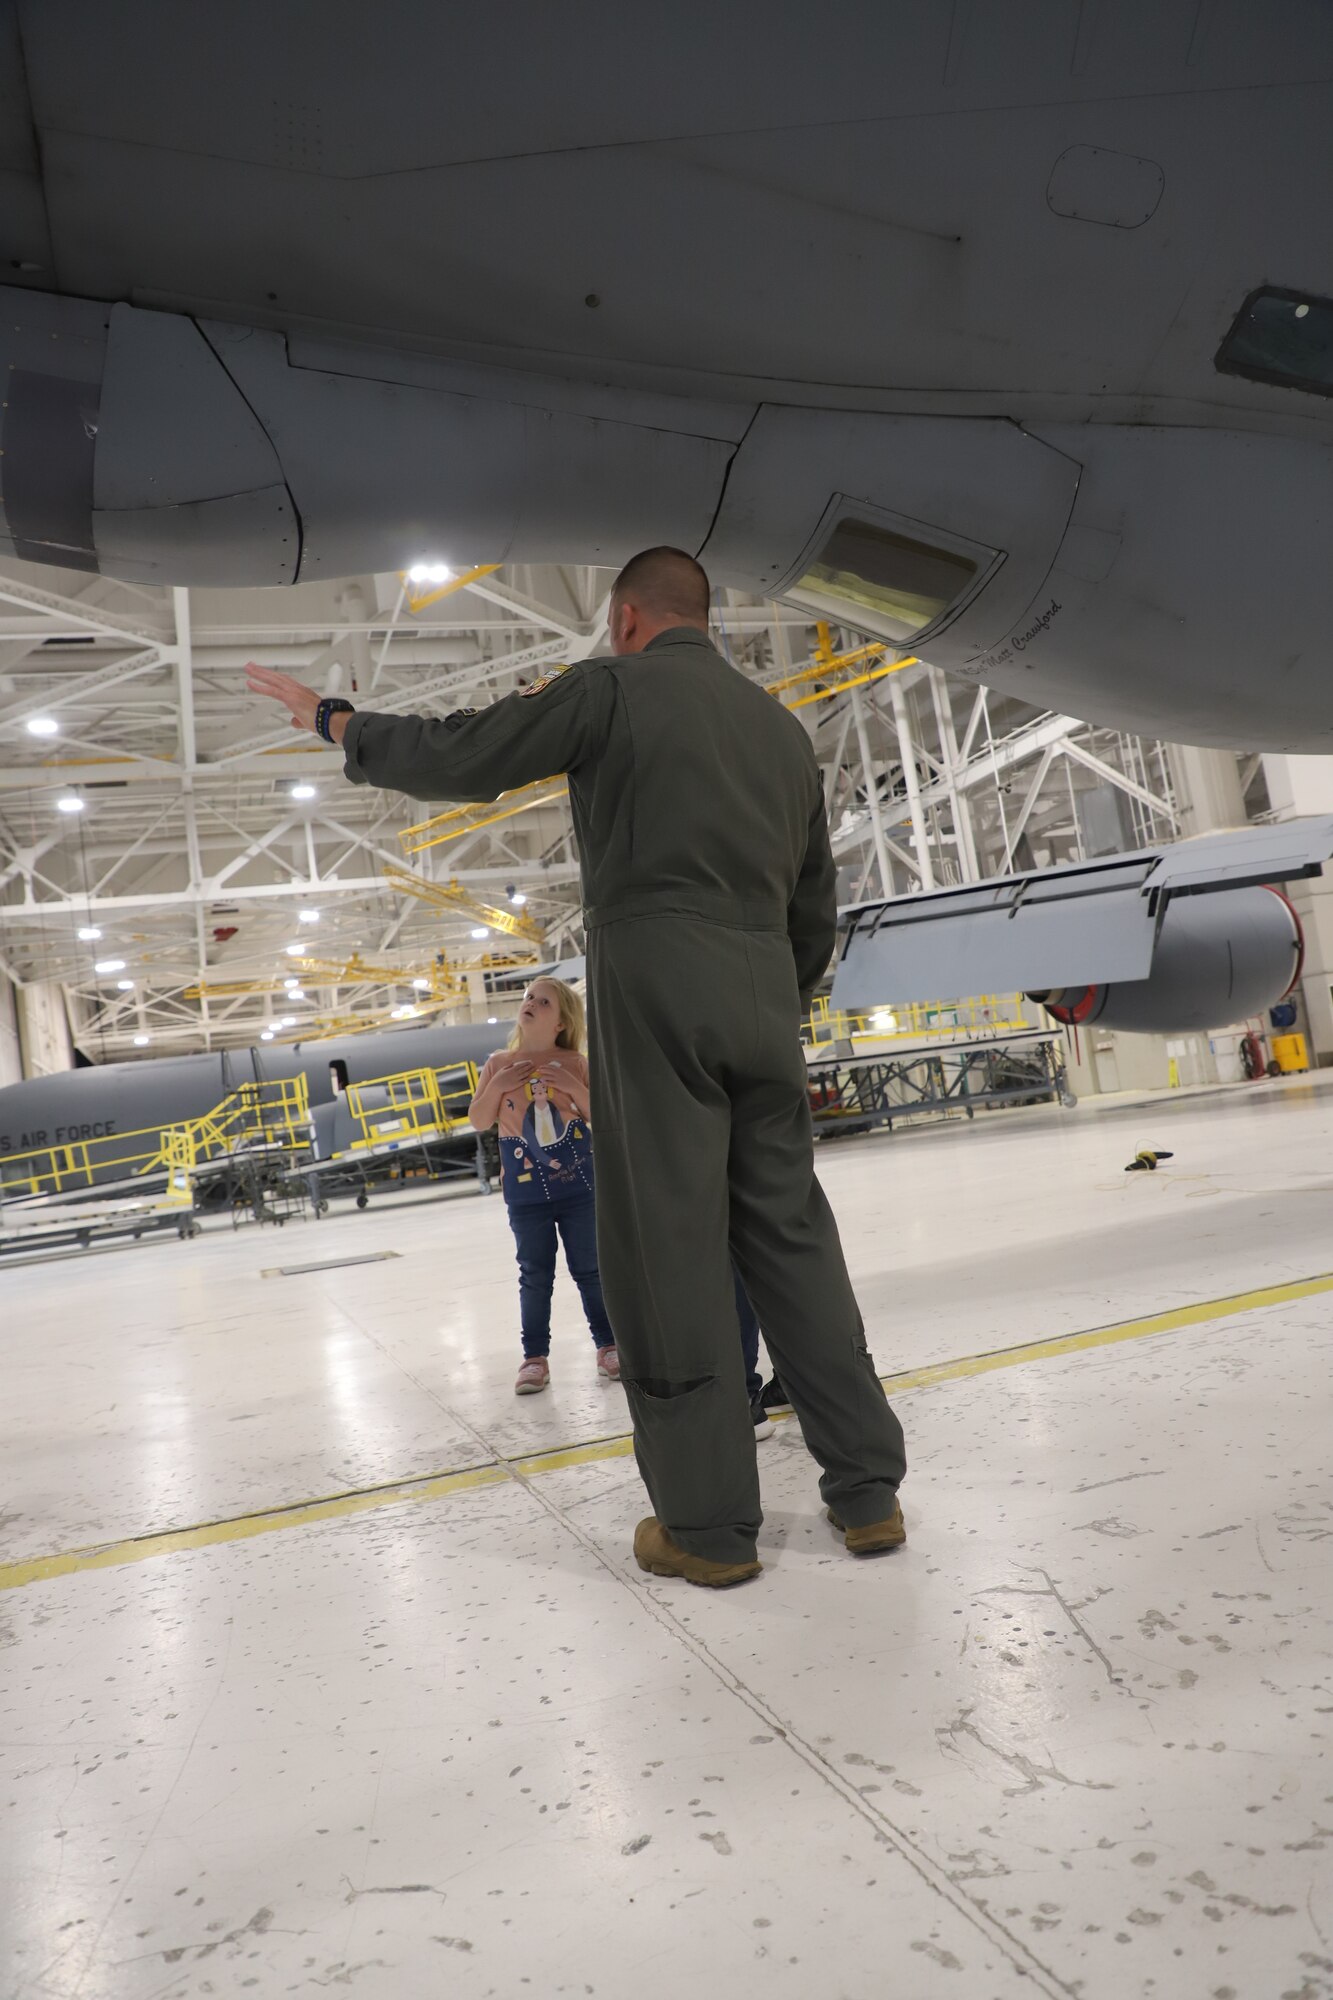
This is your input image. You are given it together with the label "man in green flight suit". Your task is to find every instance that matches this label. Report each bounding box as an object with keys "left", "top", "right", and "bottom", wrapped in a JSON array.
[{"left": 247, "top": 547, "right": 906, "bottom": 1587}]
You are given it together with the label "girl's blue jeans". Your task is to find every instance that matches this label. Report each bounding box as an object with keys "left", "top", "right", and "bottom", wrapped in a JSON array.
[
  {"left": 508, "top": 1196, "right": 614, "bottom": 1357},
  {"left": 508, "top": 1195, "right": 763, "bottom": 1395}
]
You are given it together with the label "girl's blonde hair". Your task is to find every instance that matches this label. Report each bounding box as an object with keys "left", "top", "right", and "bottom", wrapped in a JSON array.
[{"left": 508, "top": 976, "right": 586, "bottom": 1055}]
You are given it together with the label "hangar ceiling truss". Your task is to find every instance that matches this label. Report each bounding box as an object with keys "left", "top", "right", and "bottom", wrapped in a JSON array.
[{"left": 0, "top": 555, "right": 1185, "bottom": 1059}]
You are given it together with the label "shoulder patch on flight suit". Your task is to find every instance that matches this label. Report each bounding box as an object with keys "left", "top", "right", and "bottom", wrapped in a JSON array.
[
  {"left": 444, "top": 707, "right": 479, "bottom": 729},
  {"left": 520, "top": 669, "right": 566, "bottom": 698}
]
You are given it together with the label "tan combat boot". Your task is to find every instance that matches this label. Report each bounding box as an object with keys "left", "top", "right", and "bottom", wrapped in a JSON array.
[
  {"left": 634, "top": 1517, "right": 762, "bottom": 1588},
  {"left": 826, "top": 1501, "right": 907, "bottom": 1555}
]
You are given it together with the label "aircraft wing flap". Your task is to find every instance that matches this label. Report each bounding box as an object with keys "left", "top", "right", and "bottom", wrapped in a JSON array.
[
  {"left": 1146, "top": 817, "right": 1333, "bottom": 893},
  {"left": 830, "top": 817, "right": 1333, "bottom": 1009},
  {"left": 832, "top": 873, "right": 1157, "bottom": 1010}
]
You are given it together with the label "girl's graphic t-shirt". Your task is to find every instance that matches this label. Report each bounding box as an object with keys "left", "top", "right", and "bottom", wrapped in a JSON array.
[{"left": 476, "top": 1051, "right": 595, "bottom": 1207}]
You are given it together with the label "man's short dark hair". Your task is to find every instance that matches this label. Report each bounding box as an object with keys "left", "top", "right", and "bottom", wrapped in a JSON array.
[{"left": 611, "top": 546, "right": 711, "bottom": 625}]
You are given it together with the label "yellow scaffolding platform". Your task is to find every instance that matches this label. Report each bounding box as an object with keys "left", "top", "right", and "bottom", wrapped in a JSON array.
[
  {"left": 0, "top": 1077, "right": 311, "bottom": 1202},
  {"left": 341, "top": 1062, "right": 480, "bottom": 1152}
]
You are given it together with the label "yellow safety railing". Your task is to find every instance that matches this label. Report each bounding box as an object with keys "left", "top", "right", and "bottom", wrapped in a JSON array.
[
  {"left": 0, "top": 1077, "right": 312, "bottom": 1201},
  {"left": 804, "top": 994, "right": 1032, "bottom": 1051},
  {"left": 1, "top": 1126, "right": 168, "bottom": 1198},
  {"left": 148, "top": 1077, "right": 312, "bottom": 1177},
  {"left": 342, "top": 1062, "right": 480, "bottom": 1153}
]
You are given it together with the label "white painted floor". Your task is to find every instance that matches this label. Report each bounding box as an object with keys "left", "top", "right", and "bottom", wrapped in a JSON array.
[{"left": 3, "top": 1074, "right": 1332, "bottom": 1999}]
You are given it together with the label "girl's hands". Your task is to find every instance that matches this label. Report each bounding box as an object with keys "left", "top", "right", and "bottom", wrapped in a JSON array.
[
  {"left": 531, "top": 1054, "right": 590, "bottom": 1115},
  {"left": 494, "top": 1052, "right": 538, "bottom": 1083}
]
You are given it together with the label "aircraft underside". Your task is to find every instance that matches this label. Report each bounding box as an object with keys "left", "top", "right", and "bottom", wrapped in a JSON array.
[{"left": 1, "top": 1, "right": 1332, "bottom": 748}]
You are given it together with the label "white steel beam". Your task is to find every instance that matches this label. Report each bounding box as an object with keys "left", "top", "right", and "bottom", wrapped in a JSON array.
[
  {"left": 1060, "top": 738, "right": 1180, "bottom": 826},
  {"left": 0, "top": 575, "right": 164, "bottom": 646},
  {"left": 1002, "top": 745, "right": 1056, "bottom": 870},
  {"left": 0, "top": 865, "right": 583, "bottom": 920},
  {"left": 0, "top": 647, "right": 168, "bottom": 736},
  {"left": 848, "top": 686, "right": 891, "bottom": 899},
  {"left": 915, "top": 710, "right": 1082, "bottom": 808},
  {"left": 888, "top": 673, "right": 936, "bottom": 892}
]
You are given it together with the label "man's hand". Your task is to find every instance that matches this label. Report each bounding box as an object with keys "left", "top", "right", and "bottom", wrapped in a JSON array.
[{"left": 245, "top": 662, "right": 342, "bottom": 740}]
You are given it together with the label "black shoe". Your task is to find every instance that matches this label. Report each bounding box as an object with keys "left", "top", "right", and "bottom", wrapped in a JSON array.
[
  {"left": 758, "top": 1377, "right": 791, "bottom": 1417},
  {"left": 751, "top": 1397, "right": 775, "bottom": 1440}
]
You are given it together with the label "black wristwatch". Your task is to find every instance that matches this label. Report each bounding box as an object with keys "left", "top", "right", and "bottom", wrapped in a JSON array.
[{"left": 315, "top": 697, "right": 355, "bottom": 744}]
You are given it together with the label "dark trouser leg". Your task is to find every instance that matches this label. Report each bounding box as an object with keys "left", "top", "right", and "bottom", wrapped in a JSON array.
[
  {"left": 732, "top": 1266, "right": 763, "bottom": 1402},
  {"left": 508, "top": 1204, "right": 557, "bottom": 1359},
  {"left": 727, "top": 937, "right": 906, "bottom": 1529},
  {"left": 589, "top": 924, "right": 760, "bottom": 1567},
  {"left": 555, "top": 1198, "right": 615, "bottom": 1347}
]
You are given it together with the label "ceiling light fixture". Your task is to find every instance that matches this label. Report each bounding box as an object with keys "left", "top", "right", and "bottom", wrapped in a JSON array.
[
  {"left": 471, "top": 926, "right": 490, "bottom": 940},
  {"left": 280, "top": 1015, "right": 296, "bottom": 1028},
  {"left": 56, "top": 794, "right": 84, "bottom": 814},
  {"left": 116, "top": 979, "right": 134, "bottom": 991},
  {"left": 407, "top": 560, "right": 453, "bottom": 586},
  {"left": 26, "top": 716, "right": 58, "bottom": 737},
  {"left": 510, "top": 891, "right": 527, "bottom": 907},
  {"left": 77, "top": 925, "right": 102, "bottom": 941},
  {"left": 298, "top": 908, "right": 320, "bottom": 923},
  {"left": 291, "top": 783, "right": 316, "bottom": 801},
  {"left": 260, "top": 1029, "right": 275, "bottom": 1042},
  {"left": 286, "top": 942, "right": 307, "bottom": 956},
  {"left": 94, "top": 958, "right": 126, "bottom": 975},
  {"left": 288, "top": 987, "right": 306, "bottom": 999},
  {"left": 133, "top": 1034, "right": 150, "bottom": 1047},
  {"left": 412, "top": 978, "right": 429, "bottom": 990}
]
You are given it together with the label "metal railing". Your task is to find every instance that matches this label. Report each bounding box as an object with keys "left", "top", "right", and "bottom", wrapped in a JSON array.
[
  {"left": 804, "top": 994, "right": 1033, "bottom": 1051},
  {"left": 342, "top": 1061, "right": 480, "bottom": 1152},
  {"left": 0, "top": 1076, "right": 312, "bottom": 1200}
]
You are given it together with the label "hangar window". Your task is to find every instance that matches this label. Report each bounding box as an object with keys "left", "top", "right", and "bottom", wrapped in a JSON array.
[
  {"left": 784, "top": 511, "right": 987, "bottom": 643},
  {"left": 1215, "top": 288, "right": 1333, "bottom": 398}
]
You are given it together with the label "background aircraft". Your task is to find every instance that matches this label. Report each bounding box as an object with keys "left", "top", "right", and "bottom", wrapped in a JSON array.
[
  {"left": 0, "top": 3, "right": 1331, "bottom": 746},
  {"left": 0, "top": 1018, "right": 509, "bottom": 1191}
]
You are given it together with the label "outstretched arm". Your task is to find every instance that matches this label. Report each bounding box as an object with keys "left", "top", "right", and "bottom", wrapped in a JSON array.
[{"left": 245, "top": 661, "right": 605, "bottom": 803}]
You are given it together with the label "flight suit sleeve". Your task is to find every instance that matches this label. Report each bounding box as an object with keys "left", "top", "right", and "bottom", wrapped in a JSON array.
[
  {"left": 340, "top": 666, "right": 604, "bottom": 803},
  {"left": 788, "top": 776, "right": 838, "bottom": 1014}
]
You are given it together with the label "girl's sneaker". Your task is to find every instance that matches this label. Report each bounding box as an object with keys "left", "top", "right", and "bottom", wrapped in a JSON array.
[
  {"left": 515, "top": 1357, "right": 550, "bottom": 1395},
  {"left": 758, "top": 1376, "right": 791, "bottom": 1417},
  {"left": 596, "top": 1345, "right": 621, "bottom": 1382}
]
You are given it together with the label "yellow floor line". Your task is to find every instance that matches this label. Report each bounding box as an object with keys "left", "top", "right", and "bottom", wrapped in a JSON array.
[
  {"left": 0, "top": 1462, "right": 509, "bottom": 1592},
  {"left": 877, "top": 1269, "right": 1333, "bottom": 1395},
  {"left": 4, "top": 1269, "right": 1330, "bottom": 1594}
]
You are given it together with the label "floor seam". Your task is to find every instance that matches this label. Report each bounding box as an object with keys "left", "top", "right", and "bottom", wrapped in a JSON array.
[
  {"left": 492, "top": 1450, "right": 1074, "bottom": 1998},
  {"left": 7, "top": 1269, "right": 1331, "bottom": 1592},
  {"left": 277, "top": 1364, "right": 1068, "bottom": 1988}
]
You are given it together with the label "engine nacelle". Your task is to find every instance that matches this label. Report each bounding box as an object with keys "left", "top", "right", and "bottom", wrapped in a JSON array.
[{"left": 1033, "top": 885, "right": 1302, "bottom": 1035}]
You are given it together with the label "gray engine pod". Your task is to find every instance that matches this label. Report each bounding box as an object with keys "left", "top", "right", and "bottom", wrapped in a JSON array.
[{"left": 1037, "top": 885, "right": 1300, "bottom": 1034}]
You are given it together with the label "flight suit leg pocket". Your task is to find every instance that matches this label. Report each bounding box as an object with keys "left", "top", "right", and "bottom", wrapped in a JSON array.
[{"left": 624, "top": 1373, "right": 761, "bottom": 1566}]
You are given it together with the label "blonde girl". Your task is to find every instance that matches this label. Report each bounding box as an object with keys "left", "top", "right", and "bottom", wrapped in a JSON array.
[{"left": 468, "top": 977, "right": 618, "bottom": 1393}]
